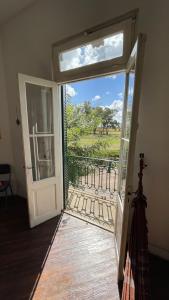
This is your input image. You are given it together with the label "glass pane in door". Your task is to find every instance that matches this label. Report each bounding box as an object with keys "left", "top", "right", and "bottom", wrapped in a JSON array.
[
  {"left": 26, "top": 83, "right": 53, "bottom": 134},
  {"left": 26, "top": 83, "right": 55, "bottom": 181},
  {"left": 124, "top": 66, "right": 135, "bottom": 139},
  {"left": 30, "top": 136, "right": 55, "bottom": 181},
  {"left": 119, "top": 64, "right": 136, "bottom": 204}
]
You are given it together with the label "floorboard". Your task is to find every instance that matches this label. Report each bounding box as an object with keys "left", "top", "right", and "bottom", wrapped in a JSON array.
[
  {"left": 33, "top": 213, "right": 120, "bottom": 300},
  {"left": 0, "top": 197, "right": 60, "bottom": 300},
  {"left": 0, "top": 196, "right": 168, "bottom": 300}
]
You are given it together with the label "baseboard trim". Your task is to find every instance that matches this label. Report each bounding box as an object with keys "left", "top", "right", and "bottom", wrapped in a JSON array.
[{"left": 149, "top": 243, "right": 169, "bottom": 261}]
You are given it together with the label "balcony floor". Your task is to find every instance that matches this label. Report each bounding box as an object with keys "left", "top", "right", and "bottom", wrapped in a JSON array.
[
  {"left": 65, "top": 187, "right": 116, "bottom": 232},
  {"left": 33, "top": 213, "right": 120, "bottom": 300}
]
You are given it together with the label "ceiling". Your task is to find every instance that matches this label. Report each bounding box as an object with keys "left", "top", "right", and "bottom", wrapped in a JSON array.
[{"left": 0, "top": 0, "right": 36, "bottom": 25}]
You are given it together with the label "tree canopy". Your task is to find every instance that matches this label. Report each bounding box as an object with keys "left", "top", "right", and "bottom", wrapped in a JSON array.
[
  {"left": 66, "top": 100, "right": 120, "bottom": 141},
  {"left": 65, "top": 97, "right": 121, "bottom": 159}
]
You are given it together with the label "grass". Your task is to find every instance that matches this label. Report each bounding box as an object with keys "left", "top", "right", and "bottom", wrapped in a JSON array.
[{"left": 76, "top": 129, "right": 121, "bottom": 158}]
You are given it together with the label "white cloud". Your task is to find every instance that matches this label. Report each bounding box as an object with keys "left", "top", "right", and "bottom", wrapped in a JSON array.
[
  {"left": 115, "top": 110, "right": 123, "bottom": 123},
  {"left": 110, "top": 99, "right": 123, "bottom": 111},
  {"left": 118, "top": 92, "right": 123, "bottom": 99},
  {"left": 60, "top": 48, "right": 82, "bottom": 71},
  {"left": 66, "top": 84, "right": 77, "bottom": 98},
  {"left": 60, "top": 33, "right": 123, "bottom": 71},
  {"left": 106, "top": 74, "right": 117, "bottom": 80},
  {"left": 103, "top": 99, "right": 123, "bottom": 123},
  {"left": 92, "top": 95, "right": 101, "bottom": 102}
]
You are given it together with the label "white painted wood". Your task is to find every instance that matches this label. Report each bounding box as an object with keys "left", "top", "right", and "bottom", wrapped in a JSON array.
[
  {"left": 114, "top": 34, "right": 145, "bottom": 281},
  {"left": 18, "top": 74, "right": 63, "bottom": 228}
]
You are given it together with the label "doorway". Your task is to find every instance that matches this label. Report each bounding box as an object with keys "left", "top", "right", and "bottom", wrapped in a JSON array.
[
  {"left": 62, "top": 73, "right": 125, "bottom": 232},
  {"left": 18, "top": 34, "right": 144, "bottom": 282}
]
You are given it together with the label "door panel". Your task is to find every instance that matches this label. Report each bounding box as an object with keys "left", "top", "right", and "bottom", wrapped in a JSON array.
[
  {"left": 114, "top": 35, "right": 145, "bottom": 280},
  {"left": 19, "top": 74, "right": 63, "bottom": 228}
]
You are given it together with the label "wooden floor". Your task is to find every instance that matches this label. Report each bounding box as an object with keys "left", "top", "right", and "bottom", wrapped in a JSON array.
[
  {"left": 0, "top": 197, "right": 169, "bottom": 300},
  {"left": 0, "top": 197, "right": 60, "bottom": 300},
  {"left": 33, "top": 213, "right": 120, "bottom": 300},
  {"left": 149, "top": 254, "right": 169, "bottom": 300}
]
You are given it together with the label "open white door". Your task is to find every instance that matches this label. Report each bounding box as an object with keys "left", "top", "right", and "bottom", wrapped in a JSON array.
[
  {"left": 114, "top": 34, "right": 145, "bottom": 280},
  {"left": 18, "top": 74, "right": 63, "bottom": 228}
]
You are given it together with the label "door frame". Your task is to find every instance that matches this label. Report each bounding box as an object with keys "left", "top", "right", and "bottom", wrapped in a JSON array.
[
  {"left": 115, "top": 34, "right": 145, "bottom": 280},
  {"left": 59, "top": 34, "right": 145, "bottom": 283},
  {"left": 18, "top": 33, "right": 144, "bottom": 282}
]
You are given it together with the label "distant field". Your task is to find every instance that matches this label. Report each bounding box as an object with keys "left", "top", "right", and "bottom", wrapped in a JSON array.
[{"left": 77, "top": 129, "right": 121, "bottom": 158}]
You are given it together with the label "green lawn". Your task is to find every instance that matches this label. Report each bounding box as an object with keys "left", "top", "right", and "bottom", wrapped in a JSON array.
[{"left": 76, "top": 130, "right": 121, "bottom": 158}]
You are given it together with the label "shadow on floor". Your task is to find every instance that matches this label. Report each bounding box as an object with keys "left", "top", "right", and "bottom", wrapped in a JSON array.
[
  {"left": 0, "top": 196, "right": 61, "bottom": 300},
  {"left": 149, "top": 253, "right": 169, "bottom": 300},
  {"left": 66, "top": 187, "right": 116, "bottom": 232}
]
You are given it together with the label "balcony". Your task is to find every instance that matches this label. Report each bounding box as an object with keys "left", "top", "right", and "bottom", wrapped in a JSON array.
[{"left": 65, "top": 155, "right": 119, "bottom": 231}]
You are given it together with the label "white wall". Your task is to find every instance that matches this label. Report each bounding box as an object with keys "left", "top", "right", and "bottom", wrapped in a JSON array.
[
  {"left": 0, "top": 38, "right": 13, "bottom": 180},
  {"left": 0, "top": 0, "right": 169, "bottom": 259}
]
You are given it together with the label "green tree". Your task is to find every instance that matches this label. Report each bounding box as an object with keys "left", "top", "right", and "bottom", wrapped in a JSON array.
[
  {"left": 91, "top": 109, "right": 102, "bottom": 134},
  {"left": 101, "top": 107, "right": 117, "bottom": 135},
  {"left": 66, "top": 103, "right": 81, "bottom": 143},
  {"left": 111, "top": 120, "right": 120, "bottom": 130},
  {"left": 66, "top": 93, "right": 120, "bottom": 158}
]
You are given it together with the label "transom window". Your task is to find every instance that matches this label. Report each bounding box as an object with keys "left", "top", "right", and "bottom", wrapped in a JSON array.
[
  {"left": 59, "top": 32, "right": 124, "bottom": 72},
  {"left": 52, "top": 12, "right": 136, "bottom": 82}
]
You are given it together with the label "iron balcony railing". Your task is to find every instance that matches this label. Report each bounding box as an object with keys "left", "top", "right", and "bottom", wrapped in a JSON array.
[{"left": 67, "top": 155, "right": 119, "bottom": 199}]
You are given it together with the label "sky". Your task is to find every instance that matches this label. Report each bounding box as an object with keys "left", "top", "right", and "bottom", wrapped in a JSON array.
[
  {"left": 60, "top": 32, "right": 123, "bottom": 71},
  {"left": 61, "top": 30, "right": 135, "bottom": 124},
  {"left": 65, "top": 73, "right": 126, "bottom": 123}
]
